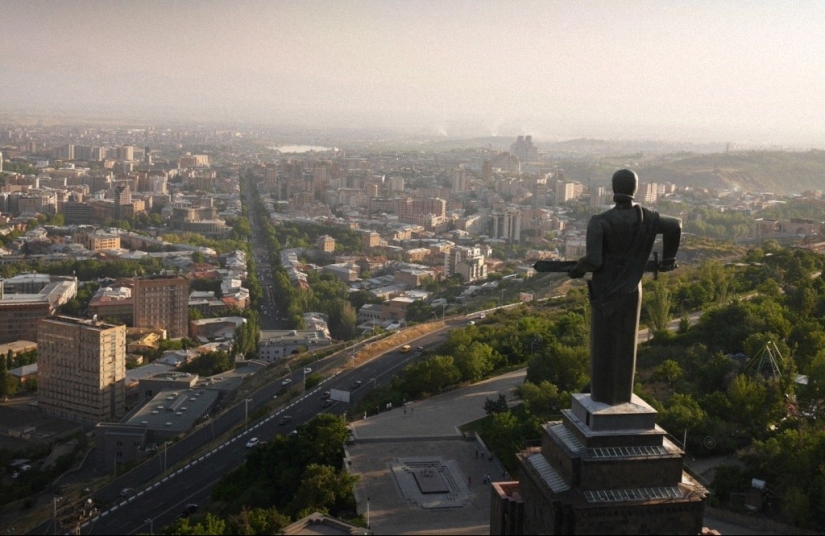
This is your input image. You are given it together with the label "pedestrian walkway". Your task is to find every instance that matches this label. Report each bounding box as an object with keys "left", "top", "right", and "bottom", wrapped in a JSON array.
[
  {"left": 350, "top": 368, "right": 526, "bottom": 439},
  {"left": 346, "top": 369, "right": 526, "bottom": 535}
]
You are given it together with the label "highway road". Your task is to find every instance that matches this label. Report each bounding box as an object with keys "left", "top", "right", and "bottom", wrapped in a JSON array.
[{"left": 63, "top": 326, "right": 453, "bottom": 535}]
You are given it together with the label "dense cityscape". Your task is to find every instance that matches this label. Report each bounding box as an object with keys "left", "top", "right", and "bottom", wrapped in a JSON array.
[
  {"left": 0, "top": 123, "right": 824, "bottom": 534},
  {"left": 4, "top": 2, "right": 825, "bottom": 535}
]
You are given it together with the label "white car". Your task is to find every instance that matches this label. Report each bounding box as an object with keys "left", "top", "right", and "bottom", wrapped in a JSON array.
[
  {"left": 304, "top": 367, "right": 312, "bottom": 374},
  {"left": 245, "top": 437, "right": 260, "bottom": 448},
  {"left": 282, "top": 378, "right": 292, "bottom": 386}
]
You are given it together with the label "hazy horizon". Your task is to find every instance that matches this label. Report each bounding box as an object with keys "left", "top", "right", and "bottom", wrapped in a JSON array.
[{"left": 2, "top": 1, "right": 824, "bottom": 146}]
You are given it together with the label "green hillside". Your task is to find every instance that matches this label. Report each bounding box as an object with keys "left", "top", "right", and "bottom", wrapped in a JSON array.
[{"left": 639, "top": 150, "right": 825, "bottom": 195}]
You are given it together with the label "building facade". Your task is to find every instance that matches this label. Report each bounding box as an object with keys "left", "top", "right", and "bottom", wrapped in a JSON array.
[
  {"left": 38, "top": 316, "right": 126, "bottom": 424},
  {"left": 132, "top": 276, "right": 189, "bottom": 338}
]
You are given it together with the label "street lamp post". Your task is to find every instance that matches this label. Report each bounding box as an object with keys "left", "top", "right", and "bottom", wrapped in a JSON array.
[
  {"left": 145, "top": 517, "right": 154, "bottom": 534},
  {"left": 244, "top": 398, "right": 253, "bottom": 431},
  {"left": 53, "top": 496, "right": 62, "bottom": 535},
  {"left": 367, "top": 496, "right": 371, "bottom": 529}
]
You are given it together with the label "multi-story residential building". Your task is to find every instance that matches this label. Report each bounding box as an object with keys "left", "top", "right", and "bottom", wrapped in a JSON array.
[
  {"left": 445, "top": 246, "right": 487, "bottom": 282},
  {"left": 85, "top": 232, "right": 121, "bottom": 252},
  {"left": 179, "top": 153, "right": 209, "bottom": 167},
  {"left": 116, "top": 146, "right": 134, "bottom": 161},
  {"left": 38, "top": 316, "right": 126, "bottom": 424},
  {"left": 317, "top": 235, "right": 336, "bottom": 253},
  {"left": 510, "top": 135, "right": 538, "bottom": 161},
  {"left": 451, "top": 168, "right": 467, "bottom": 192},
  {"left": 492, "top": 208, "right": 523, "bottom": 242},
  {"left": 555, "top": 180, "right": 584, "bottom": 204},
  {"left": 88, "top": 285, "right": 134, "bottom": 326},
  {"left": 132, "top": 276, "right": 189, "bottom": 339},
  {"left": 640, "top": 182, "right": 658, "bottom": 203},
  {"left": 0, "top": 276, "right": 77, "bottom": 344},
  {"left": 258, "top": 329, "right": 332, "bottom": 362}
]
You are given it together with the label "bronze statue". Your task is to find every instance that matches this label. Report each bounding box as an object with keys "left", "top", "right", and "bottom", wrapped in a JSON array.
[
  {"left": 535, "top": 169, "right": 681, "bottom": 405},
  {"left": 571, "top": 169, "right": 681, "bottom": 404}
]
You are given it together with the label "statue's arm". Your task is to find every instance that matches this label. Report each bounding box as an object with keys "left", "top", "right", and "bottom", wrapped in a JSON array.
[
  {"left": 569, "top": 217, "right": 604, "bottom": 278},
  {"left": 657, "top": 215, "right": 682, "bottom": 271}
]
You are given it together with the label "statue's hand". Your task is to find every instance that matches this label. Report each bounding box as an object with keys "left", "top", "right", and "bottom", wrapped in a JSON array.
[{"left": 658, "top": 258, "right": 678, "bottom": 272}]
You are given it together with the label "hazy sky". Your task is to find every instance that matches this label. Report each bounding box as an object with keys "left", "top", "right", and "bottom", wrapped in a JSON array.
[{"left": 2, "top": 1, "right": 824, "bottom": 143}]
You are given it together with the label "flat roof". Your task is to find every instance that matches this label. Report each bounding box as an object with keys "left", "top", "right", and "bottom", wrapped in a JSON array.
[
  {"left": 124, "top": 387, "right": 218, "bottom": 433},
  {"left": 0, "top": 340, "right": 37, "bottom": 354}
]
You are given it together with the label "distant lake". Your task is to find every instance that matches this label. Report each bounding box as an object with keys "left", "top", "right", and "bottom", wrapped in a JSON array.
[{"left": 269, "top": 145, "right": 336, "bottom": 153}]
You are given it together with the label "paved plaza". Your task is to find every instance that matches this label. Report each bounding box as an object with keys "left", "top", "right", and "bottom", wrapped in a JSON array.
[{"left": 346, "top": 370, "right": 526, "bottom": 535}]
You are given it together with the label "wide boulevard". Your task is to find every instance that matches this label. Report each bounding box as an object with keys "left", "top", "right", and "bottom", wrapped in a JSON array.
[{"left": 65, "top": 326, "right": 453, "bottom": 535}]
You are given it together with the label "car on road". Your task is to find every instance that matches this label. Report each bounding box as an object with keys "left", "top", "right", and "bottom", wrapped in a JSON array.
[
  {"left": 281, "top": 378, "right": 292, "bottom": 386},
  {"left": 180, "top": 503, "right": 199, "bottom": 518},
  {"left": 245, "top": 437, "right": 260, "bottom": 448},
  {"left": 321, "top": 391, "right": 331, "bottom": 399},
  {"left": 468, "top": 320, "right": 476, "bottom": 325},
  {"left": 120, "top": 488, "right": 132, "bottom": 497},
  {"left": 322, "top": 399, "right": 333, "bottom": 408},
  {"left": 279, "top": 415, "right": 292, "bottom": 425},
  {"left": 400, "top": 344, "right": 412, "bottom": 353},
  {"left": 415, "top": 346, "right": 424, "bottom": 353},
  {"left": 351, "top": 380, "right": 362, "bottom": 389}
]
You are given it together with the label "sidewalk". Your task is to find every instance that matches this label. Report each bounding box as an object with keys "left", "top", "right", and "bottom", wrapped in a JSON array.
[
  {"left": 346, "top": 370, "right": 526, "bottom": 535},
  {"left": 350, "top": 368, "right": 527, "bottom": 439}
]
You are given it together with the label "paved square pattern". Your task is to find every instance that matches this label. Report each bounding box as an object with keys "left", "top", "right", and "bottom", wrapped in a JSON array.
[{"left": 392, "top": 456, "right": 470, "bottom": 507}]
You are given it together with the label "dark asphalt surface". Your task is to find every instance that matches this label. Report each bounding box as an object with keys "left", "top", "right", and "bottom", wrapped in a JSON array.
[{"left": 53, "top": 328, "right": 450, "bottom": 535}]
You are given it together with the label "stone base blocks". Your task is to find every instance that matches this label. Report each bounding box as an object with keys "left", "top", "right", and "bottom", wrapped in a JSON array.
[{"left": 516, "top": 393, "right": 708, "bottom": 535}]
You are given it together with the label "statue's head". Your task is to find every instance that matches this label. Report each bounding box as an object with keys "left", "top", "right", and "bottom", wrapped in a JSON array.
[{"left": 612, "top": 169, "right": 638, "bottom": 202}]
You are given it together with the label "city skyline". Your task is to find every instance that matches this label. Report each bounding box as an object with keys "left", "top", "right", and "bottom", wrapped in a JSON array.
[{"left": 2, "top": 1, "right": 825, "bottom": 145}]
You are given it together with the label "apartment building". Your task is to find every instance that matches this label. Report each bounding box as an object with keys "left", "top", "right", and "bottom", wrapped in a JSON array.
[
  {"left": 38, "top": 316, "right": 126, "bottom": 424},
  {"left": 132, "top": 276, "right": 189, "bottom": 339}
]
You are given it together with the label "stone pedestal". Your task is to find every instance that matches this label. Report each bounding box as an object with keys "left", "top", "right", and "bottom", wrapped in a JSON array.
[{"left": 517, "top": 393, "right": 707, "bottom": 535}]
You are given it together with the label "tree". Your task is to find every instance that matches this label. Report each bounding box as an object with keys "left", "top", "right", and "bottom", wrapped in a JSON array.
[
  {"left": 660, "top": 393, "right": 706, "bottom": 436},
  {"left": 645, "top": 278, "right": 673, "bottom": 333},
  {"left": 162, "top": 513, "right": 226, "bottom": 535},
  {"left": 0, "top": 354, "right": 10, "bottom": 399},
  {"left": 726, "top": 374, "right": 767, "bottom": 431},
  {"left": 519, "top": 380, "right": 563, "bottom": 419},
  {"left": 526, "top": 342, "right": 589, "bottom": 393},
  {"left": 402, "top": 356, "right": 461, "bottom": 398},
  {"left": 453, "top": 341, "right": 495, "bottom": 382},
  {"left": 229, "top": 507, "right": 290, "bottom": 535},
  {"left": 654, "top": 359, "right": 684, "bottom": 388},
  {"left": 484, "top": 394, "right": 509, "bottom": 415},
  {"left": 289, "top": 463, "right": 358, "bottom": 517}
]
